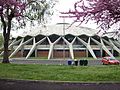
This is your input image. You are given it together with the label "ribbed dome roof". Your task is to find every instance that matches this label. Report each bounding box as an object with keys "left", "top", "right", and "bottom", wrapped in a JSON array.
[{"left": 12, "top": 23, "right": 98, "bottom": 38}]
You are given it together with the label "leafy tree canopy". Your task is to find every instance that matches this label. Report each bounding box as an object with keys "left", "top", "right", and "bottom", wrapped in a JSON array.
[{"left": 0, "top": 0, "right": 57, "bottom": 29}]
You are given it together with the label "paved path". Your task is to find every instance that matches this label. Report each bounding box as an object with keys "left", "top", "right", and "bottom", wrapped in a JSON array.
[
  {"left": 0, "top": 79, "right": 120, "bottom": 90},
  {"left": 0, "top": 58, "right": 103, "bottom": 65}
]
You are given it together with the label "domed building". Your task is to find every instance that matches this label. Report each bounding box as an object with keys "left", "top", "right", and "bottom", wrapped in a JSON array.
[{"left": 2, "top": 23, "right": 120, "bottom": 60}]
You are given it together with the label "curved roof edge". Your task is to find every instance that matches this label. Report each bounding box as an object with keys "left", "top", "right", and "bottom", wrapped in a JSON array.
[{"left": 12, "top": 24, "right": 99, "bottom": 38}]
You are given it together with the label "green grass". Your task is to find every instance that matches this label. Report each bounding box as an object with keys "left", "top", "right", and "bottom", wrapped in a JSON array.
[{"left": 0, "top": 64, "right": 120, "bottom": 82}]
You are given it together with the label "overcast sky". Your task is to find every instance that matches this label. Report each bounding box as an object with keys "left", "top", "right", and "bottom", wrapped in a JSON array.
[
  {"left": 49, "top": 0, "right": 98, "bottom": 30},
  {"left": 0, "top": 0, "right": 117, "bottom": 38},
  {"left": 50, "top": 0, "right": 120, "bottom": 36},
  {"left": 11, "top": 0, "right": 99, "bottom": 37}
]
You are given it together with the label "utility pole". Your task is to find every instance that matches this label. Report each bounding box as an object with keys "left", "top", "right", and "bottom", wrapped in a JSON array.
[{"left": 63, "top": 18, "right": 66, "bottom": 60}]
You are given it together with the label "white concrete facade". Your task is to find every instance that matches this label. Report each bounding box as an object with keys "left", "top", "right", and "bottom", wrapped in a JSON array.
[{"left": 1, "top": 24, "right": 120, "bottom": 59}]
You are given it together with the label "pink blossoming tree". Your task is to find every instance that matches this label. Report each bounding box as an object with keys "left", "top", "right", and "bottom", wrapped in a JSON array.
[
  {"left": 0, "top": 0, "right": 56, "bottom": 63},
  {"left": 61, "top": 0, "right": 120, "bottom": 35}
]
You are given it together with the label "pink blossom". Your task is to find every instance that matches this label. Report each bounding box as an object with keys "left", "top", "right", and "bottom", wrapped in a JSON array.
[
  {"left": 61, "top": 0, "right": 120, "bottom": 31},
  {"left": 0, "top": 0, "right": 26, "bottom": 17}
]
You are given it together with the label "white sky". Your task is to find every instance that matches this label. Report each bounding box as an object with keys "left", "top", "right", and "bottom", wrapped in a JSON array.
[
  {"left": 11, "top": 0, "right": 99, "bottom": 37},
  {"left": 50, "top": 0, "right": 98, "bottom": 29},
  {"left": 7, "top": 0, "right": 120, "bottom": 39}
]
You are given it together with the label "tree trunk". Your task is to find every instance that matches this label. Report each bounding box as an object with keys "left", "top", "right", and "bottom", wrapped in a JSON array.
[
  {"left": 2, "top": 34, "right": 10, "bottom": 63},
  {"left": 1, "top": 16, "right": 12, "bottom": 63}
]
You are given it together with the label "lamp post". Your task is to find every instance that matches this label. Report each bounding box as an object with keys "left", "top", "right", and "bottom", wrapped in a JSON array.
[
  {"left": 59, "top": 17, "right": 69, "bottom": 60},
  {"left": 63, "top": 18, "right": 65, "bottom": 60}
]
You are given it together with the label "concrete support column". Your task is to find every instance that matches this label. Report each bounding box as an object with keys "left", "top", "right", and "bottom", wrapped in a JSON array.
[
  {"left": 113, "top": 41, "right": 120, "bottom": 48},
  {"left": 47, "top": 37, "right": 61, "bottom": 60},
  {"left": 101, "top": 38, "right": 114, "bottom": 58},
  {"left": 35, "top": 47, "right": 37, "bottom": 57},
  {"left": 77, "top": 37, "right": 97, "bottom": 59},
  {"left": 109, "top": 39, "right": 120, "bottom": 54},
  {"left": 25, "top": 37, "right": 46, "bottom": 59},
  {"left": 48, "top": 43, "right": 54, "bottom": 59},
  {"left": 0, "top": 39, "right": 22, "bottom": 56},
  {"left": 91, "top": 38, "right": 115, "bottom": 59},
  {"left": 62, "top": 37, "right": 76, "bottom": 59},
  {"left": 21, "top": 45, "right": 24, "bottom": 57},
  {"left": 9, "top": 38, "right": 25, "bottom": 58}
]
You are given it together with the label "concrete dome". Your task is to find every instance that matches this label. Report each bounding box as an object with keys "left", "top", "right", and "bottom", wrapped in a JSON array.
[{"left": 12, "top": 23, "right": 98, "bottom": 38}]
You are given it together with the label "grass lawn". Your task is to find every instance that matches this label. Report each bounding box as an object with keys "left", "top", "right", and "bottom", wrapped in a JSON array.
[{"left": 0, "top": 64, "right": 120, "bottom": 82}]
